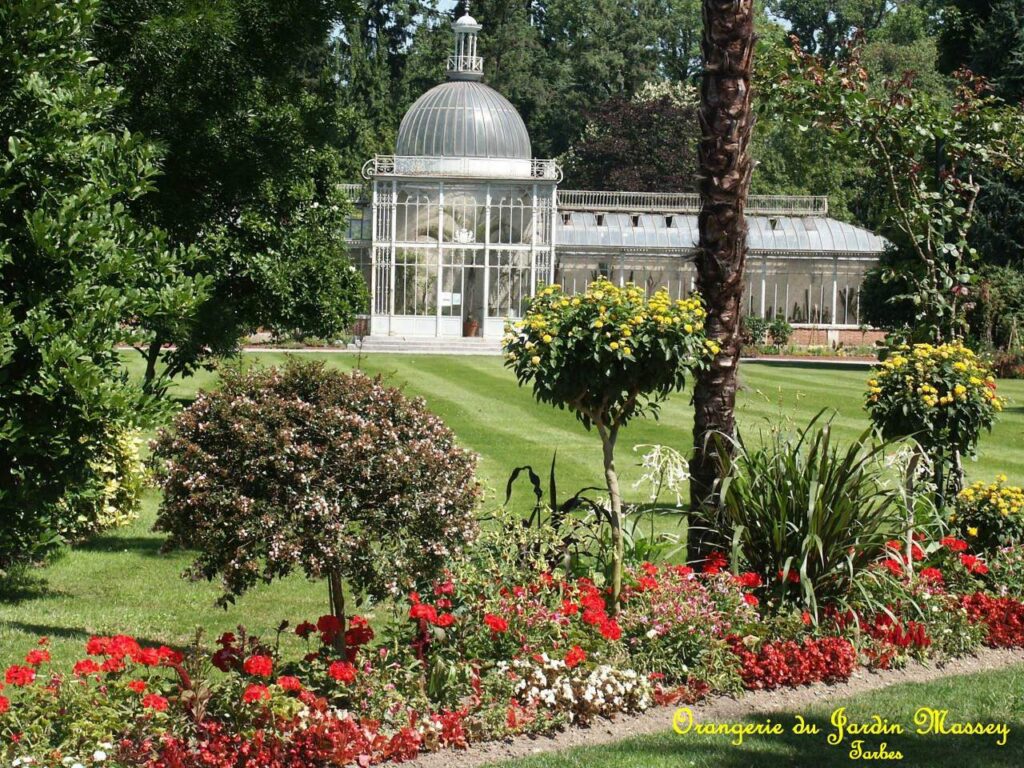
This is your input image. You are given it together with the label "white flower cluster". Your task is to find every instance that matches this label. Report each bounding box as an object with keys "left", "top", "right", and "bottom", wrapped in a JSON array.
[
  {"left": 11, "top": 746, "right": 112, "bottom": 768},
  {"left": 502, "top": 655, "right": 651, "bottom": 724}
]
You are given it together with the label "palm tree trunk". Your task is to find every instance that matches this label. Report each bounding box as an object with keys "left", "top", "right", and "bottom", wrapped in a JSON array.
[{"left": 690, "top": 0, "right": 756, "bottom": 528}]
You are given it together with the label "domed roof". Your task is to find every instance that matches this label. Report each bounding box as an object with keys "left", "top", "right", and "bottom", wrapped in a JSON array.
[{"left": 396, "top": 80, "right": 531, "bottom": 160}]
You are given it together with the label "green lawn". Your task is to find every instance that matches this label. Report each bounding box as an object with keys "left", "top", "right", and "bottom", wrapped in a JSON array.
[
  {"left": 2, "top": 354, "right": 1023, "bottom": 667},
  {"left": 486, "top": 663, "right": 1024, "bottom": 767}
]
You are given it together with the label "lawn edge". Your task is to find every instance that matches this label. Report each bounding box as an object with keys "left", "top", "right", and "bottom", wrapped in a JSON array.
[{"left": 404, "top": 647, "right": 1024, "bottom": 768}]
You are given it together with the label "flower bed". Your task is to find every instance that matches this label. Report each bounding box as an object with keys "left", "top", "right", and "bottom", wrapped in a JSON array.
[{"left": 3, "top": 534, "right": 1023, "bottom": 767}]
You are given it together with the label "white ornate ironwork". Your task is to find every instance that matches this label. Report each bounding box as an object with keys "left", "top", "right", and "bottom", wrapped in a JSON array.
[
  {"left": 446, "top": 54, "right": 484, "bottom": 74},
  {"left": 363, "top": 154, "right": 562, "bottom": 182},
  {"left": 556, "top": 189, "right": 829, "bottom": 216}
]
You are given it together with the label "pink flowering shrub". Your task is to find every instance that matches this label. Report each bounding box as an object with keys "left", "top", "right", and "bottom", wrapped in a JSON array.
[{"left": 152, "top": 360, "right": 481, "bottom": 650}]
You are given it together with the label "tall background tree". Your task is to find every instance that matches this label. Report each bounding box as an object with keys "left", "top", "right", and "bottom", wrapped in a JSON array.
[
  {"left": 689, "top": 0, "right": 757, "bottom": 520},
  {"left": 0, "top": 0, "right": 207, "bottom": 571},
  {"left": 92, "top": 0, "right": 368, "bottom": 386}
]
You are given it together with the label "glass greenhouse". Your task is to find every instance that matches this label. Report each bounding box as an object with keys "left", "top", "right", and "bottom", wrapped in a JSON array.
[{"left": 343, "top": 13, "right": 886, "bottom": 340}]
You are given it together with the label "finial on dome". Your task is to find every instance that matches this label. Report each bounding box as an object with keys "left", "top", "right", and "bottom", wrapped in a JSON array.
[{"left": 447, "top": 5, "right": 483, "bottom": 81}]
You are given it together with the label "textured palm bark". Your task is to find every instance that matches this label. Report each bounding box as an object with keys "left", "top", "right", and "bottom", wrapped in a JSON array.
[{"left": 690, "top": 0, "right": 756, "bottom": 523}]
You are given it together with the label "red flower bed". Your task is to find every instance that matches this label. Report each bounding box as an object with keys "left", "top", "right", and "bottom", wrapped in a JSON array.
[
  {"left": 962, "top": 592, "right": 1024, "bottom": 648},
  {"left": 727, "top": 636, "right": 857, "bottom": 690}
]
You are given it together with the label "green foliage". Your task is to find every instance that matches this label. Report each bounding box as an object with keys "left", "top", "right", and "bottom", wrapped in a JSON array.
[
  {"left": 0, "top": 0, "right": 206, "bottom": 571},
  {"left": 503, "top": 280, "right": 711, "bottom": 431},
  {"left": 152, "top": 360, "right": 481, "bottom": 609},
  {"left": 93, "top": 0, "right": 368, "bottom": 381},
  {"left": 970, "top": 264, "right": 1024, "bottom": 350},
  {"left": 741, "top": 315, "right": 770, "bottom": 346},
  {"left": 954, "top": 476, "right": 1024, "bottom": 551},
  {"left": 768, "top": 317, "right": 794, "bottom": 347},
  {"left": 865, "top": 342, "right": 1003, "bottom": 499},
  {"left": 503, "top": 279, "right": 711, "bottom": 606},
  {"left": 767, "top": 38, "right": 1024, "bottom": 341},
  {"left": 715, "top": 413, "right": 908, "bottom": 617}
]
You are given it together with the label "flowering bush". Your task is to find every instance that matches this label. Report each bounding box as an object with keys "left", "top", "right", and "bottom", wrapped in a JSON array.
[
  {"left": 502, "top": 279, "right": 711, "bottom": 605},
  {"left": 866, "top": 342, "right": 1003, "bottom": 498},
  {"left": 987, "top": 546, "right": 1024, "bottom": 597},
  {"left": 953, "top": 476, "right": 1024, "bottom": 551},
  {"left": 962, "top": 592, "right": 1024, "bottom": 648},
  {"left": 726, "top": 635, "right": 857, "bottom": 690},
  {"left": 152, "top": 360, "right": 481, "bottom": 651}
]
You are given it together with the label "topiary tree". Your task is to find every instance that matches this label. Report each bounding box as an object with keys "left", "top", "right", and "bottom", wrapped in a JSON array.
[
  {"left": 503, "top": 279, "right": 712, "bottom": 608},
  {"left": 152, "top": 360, "right": 481, "bottom": 655}
]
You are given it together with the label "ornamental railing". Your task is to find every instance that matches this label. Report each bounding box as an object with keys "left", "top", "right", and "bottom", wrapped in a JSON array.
[
  {"left": 446, "top": 54, "right": 484, "bottom": 75},
  {"left": 557, "top": 190, "right": 829, "bottom": 216},
  {"left": 362, "top": 154, "right": 562, "bottom": 182}
]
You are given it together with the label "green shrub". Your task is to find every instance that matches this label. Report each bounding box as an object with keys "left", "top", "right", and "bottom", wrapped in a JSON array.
[
  {"left": 502, "top": 279, "right": 711, "bottom": 607},
  {"left": 741, "top": 315, "right": 770, "bottom": 346},
  {"left": 0, "top": 0, "right": 205, "bottom": 572},
  {"left": 152, "top": 360, "right": 481, "bottom": 652},
  {"left": 866, "top": 342, "right": 1004, "bottom": 503},
  {"left": 953, "top": 476, "right": 1024, "bottom": 551},
  {"left": 715, "top": 412, "right": 907, "bottom": 616},
  {"left": 768, "top": 317, "right": 793, "bottom": 347}
]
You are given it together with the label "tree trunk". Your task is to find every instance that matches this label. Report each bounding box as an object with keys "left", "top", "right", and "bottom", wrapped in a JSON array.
[
  {"left": 143, "top": 337, "right": 163, "bottom": 392},
  {"left": 327, "top": 569, "right": 347, "bottom": 658},
  {"left": 599, "top": 423, "right": 623, "bottom": 613},
  {"left": 690, "top": 0, "right": 756, "bottom": 532}
]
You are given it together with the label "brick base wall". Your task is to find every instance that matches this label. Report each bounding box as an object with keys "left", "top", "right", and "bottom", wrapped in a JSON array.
[{"left": 789, "top": 327, "right": 886, "bottom": 347}]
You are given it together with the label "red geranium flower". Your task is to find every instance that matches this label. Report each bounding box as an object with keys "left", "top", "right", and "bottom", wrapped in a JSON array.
[
  {"left": 777, "top": 568, "right": 801, "bottom": 583},
  {"left": 673, "top": 565, "right": 694, "bottom": 577},
  {"left": 327, "top": 661, "right": 357, "bottom": 684},
  {"left": 736, "top": 572, "right": 762, "bottom": 588},
  {"left": 636, "top": 576, "right": 659, "bottom": 592},
  {"left": 433, "top": 580, "right": 455, "bottom": 596},
  {"left": 941, "top": 537, "right": 969, "bottom": 553},
  {"left": 599, "top": 618, "right": 622, "bottom": 641},
  {"left": 920, "top": 567, "right": 944, "bottom": 584},
  {"left": 564, "top": 645, "right": 587, "bottom": 669},
  {"left": 703, "top": 551, "right": 728, "bottom": 575},
  {"left": 101, "top": 657, "right": 125, "bottom": 674},
  {"left": 127, "top": 680, "right": 147, "bottom": 694},
  {"left": 72, "top": 659, "right": 100, "bottom": 677},
  {"left": 132, "top": 647, "right": 161, "bottom": 666},
  {"left": 961, "top": 554, "right": 989, "bottom": 575},
  {"left": 880, "top": 558, "right": 904, "bottom": 576},
  {"left": 141, "top": 693, "right": 169, "bottom": 711},
  {"left": 242, "top": 655, "right": 274, "bottom": 678},
  {"left": 295, "top": 621, "right": 317, "bottom": 639},
  {"left": 410, "top": 603, "right": 438, "bottom": 623},
  {"left": 483, "top": 614, "right": 509, "bottom": 633},
  {"left": 24, "top": 649, "right": 49, "bottom": 667},
  {"left": 743, "top": 593, "right": 759, "bottom": 607},
  {"left": 241, "top": 684, "right": 270, "bottom": 704},
  {"left": 345, "top": 615, "right": 374, "bottom": 646},
  {"left": 317, "top": 615, "right": 342, "bottom": 644},
  {"left": 641, "top": 562, "right": 659, "bottom": 576},
  {"left": 0, "top": 696, "right": 9, "bottom": 715},
  {"left": 5, "top": 665, "right": 35, "bottom": 687},
  {"left": 561, "top": 599, "right": 579, "bottom": 616},
  {"left": 434, "top": 613, "right": 456, "bottom": 628},
  {"left": 276, "top": 675, "right": 303, "bottom": 693}
]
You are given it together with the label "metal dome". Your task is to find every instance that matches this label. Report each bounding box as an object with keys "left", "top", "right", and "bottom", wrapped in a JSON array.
[{"left": 396, "top": 80, "right": 532, "bottom": 160}]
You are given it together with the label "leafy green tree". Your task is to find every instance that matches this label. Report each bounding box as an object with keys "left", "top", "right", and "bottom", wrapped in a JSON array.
[
  {"left": 938, "top": 0, "right": 1024, "bottom": 104},
  {"left": 766, "top": 0, "right": 895, "bottom": 60},
  {"left": 504, "top": 280, "right": 710, "bottom": 607},
  {"left": 0, "top": 0, "right": 207, "bottom": 570},
  {"left": 92, "top": 0, "right": 368, "bottom": 385},
  {"left": 769, "top": 42, "right": 1024, "bottom": 341}
]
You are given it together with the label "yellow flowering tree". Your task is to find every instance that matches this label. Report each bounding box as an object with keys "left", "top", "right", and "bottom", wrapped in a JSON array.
[
  {"left": 502, "top": 279, "right": 713, "bottom": 607},
  {"left": 954, "top": 475, "right": 1024, "bottom": 552},
  {"left": 865, "top": 342, "right": 1004, "bottom": 505}
]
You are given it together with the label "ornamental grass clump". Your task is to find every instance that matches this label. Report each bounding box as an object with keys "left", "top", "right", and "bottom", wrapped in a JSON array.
[
  {"left": 502, "top": 279, "right": 713, "bottom": 608},
  {"left": 866, "top": 341, "right": 1003, "bottom": 503},
  {"left": 152, "top": 360, "right": 481, "bottom": 654}
]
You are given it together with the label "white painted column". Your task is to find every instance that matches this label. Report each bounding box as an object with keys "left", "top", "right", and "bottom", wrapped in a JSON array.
[
  {"left": 483, "top": 183, "right": 491, "bottom": 326},
  {"left": 437, "top": 182, "right": 445, "bottom": 337}
]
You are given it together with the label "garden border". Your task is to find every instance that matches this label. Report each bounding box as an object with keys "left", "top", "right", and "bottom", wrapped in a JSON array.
[{"left": 405, "top": 648, "right": 1024, "bottom": 768}]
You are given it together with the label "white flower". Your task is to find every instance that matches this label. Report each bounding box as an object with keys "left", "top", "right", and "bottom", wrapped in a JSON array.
[{"left": 93, "top": 751, "right": 107, "bottom": 762}]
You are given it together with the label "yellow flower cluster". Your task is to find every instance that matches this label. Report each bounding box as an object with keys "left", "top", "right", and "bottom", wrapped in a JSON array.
[
  {"left": 867, "top": 342, "right": 1004, "bottom": 412},
  {"left": 503, "top": 278, "right": 711, "bottom": 367},
  {"left": 959, "top": 475, "right": 1024, "bottom": 518}
]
